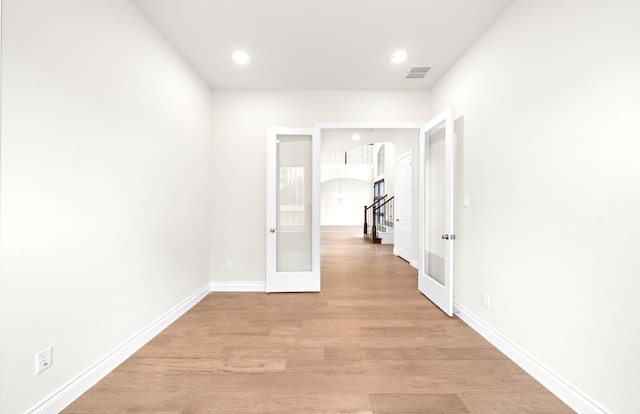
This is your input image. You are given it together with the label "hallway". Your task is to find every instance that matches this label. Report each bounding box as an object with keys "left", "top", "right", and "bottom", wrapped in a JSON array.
[{"left": 64, "top": 226, "right": 572, "bottom": 413}]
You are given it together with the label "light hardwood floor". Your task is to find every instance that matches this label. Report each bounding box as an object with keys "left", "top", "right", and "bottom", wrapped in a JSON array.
[{"left": 64, "top": 226, "right": 573, "bottom": 413}]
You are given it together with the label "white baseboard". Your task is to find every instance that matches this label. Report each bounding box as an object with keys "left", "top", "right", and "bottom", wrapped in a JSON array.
[
  {"left": 211, "top": 281, "right": 266, "bottom": 292},
  {"left": 31, "top": 284, "right": 604, "bottom": 414},
  {"left": 392, "top": 249, "right": 418, "bottom": 269},
  {"left": 28, "top": 283, "right": 211, "bottom": 414},
  {"left": 453, "top": 301, "right": 608, "bottom": 414}
]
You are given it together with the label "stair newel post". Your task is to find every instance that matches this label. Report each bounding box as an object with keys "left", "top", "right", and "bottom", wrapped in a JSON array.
[
  {"left": 363, "top": 205, "right": 368, "bottom": 235},
  {"left": 372, "top": 216, "right": 377, "bottom": 241}
]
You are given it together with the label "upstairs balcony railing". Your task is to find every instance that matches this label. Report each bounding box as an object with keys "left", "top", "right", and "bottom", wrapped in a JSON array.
[{"left": 322, "top": 145, "right": 373, "bottom": 165}]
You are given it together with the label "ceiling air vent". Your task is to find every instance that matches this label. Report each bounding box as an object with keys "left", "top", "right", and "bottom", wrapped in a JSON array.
[{"left": 405, "top": 66, "right": 431, "bottom": 79}]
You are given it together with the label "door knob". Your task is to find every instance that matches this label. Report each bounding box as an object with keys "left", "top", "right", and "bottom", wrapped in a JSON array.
[{"left": 269, "top": 228, "right": 276, "bottom": 233}]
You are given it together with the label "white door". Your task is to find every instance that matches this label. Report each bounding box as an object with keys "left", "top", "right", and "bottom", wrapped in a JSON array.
[
  {"left": 419, "top": 108, "right": 455, "bottom": 316},
  {"left": 394, "top": 151, "right": 412, "bottom": 263},
  {"left": 266, "top": 127, "right": 321, "bottom": 292}
]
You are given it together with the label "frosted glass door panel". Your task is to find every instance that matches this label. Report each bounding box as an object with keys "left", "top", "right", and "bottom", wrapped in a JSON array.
[
  {"left": 277, "top": 135, "right": 312, "bottom": 272},
  {"left": 425, "top": 124, "right": 446, "bottom": 286}
]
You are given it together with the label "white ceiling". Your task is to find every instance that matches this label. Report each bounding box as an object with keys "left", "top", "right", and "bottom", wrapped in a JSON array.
[
  {"left": 131, "top": 0, "right": 515, "bottom": 90},
  {"left": 322, "top": 129, "right": 417, "bottom": 155}
]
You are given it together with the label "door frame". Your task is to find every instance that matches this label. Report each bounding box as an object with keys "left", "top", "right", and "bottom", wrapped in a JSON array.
[{"left": 267, "top": 122, "right": 429, "bottom": 293}]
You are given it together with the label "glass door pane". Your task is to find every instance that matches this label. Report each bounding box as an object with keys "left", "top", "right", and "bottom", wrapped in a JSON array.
[
  {"left": 277, "top": 135, "right": 312, "bottom": 272},
  {"left": 425, "top": 122, "right": 446, "bottom": 286}
]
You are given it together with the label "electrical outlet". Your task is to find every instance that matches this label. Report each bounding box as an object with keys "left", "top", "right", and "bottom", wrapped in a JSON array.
[
  {"left": 225, "top": 260, "right": 232, "bottom": 270},
  {"left": 36, "top": 347, "right": 52, "bottom": 374},
  {"left": 481, "top": 292, "right": 490, "bottom": 309}
]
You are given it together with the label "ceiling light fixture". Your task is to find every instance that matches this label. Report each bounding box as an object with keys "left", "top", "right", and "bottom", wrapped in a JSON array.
[
  {"left": 391, "top": 50, "right": 407, "bottom": 63},
  {"left": 352, "top": 134, "right": 360, "bottom": 141},
  {"left": 232, "top": 50, "right": 250, "bottom": 65}
]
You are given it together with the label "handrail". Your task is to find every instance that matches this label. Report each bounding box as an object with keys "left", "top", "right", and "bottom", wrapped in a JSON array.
[
  {"left": 364, "top": 194, "right": 394, "bottom": 241},
  {"left": 376, "top": 196, "right": 394, "bottom": 209},
  {"left": 364, "top": 194, "right": 386, "bottom": 235},
  {"left": 366, "top": 194, "right": 387, "bottom": 210}
]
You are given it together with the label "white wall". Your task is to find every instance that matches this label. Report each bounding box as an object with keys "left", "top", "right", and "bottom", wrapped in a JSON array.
[
  {"left": 321, "top": 164, "right": 373, "bottom": 184},
  {"left": 0, "top": 1, "right": 212, "bottom": 412},
  {"left": 321, "top": 179, "right": 371, "bottom": 226},
  {"left": 210, "top": 90, "right": 429, "bottom": 283},
  {"left": 429, "top": 0, "right": 640, "bottom": 412},
  {"left": 321, "top": 164, "right": 373, "bottom": 226}
]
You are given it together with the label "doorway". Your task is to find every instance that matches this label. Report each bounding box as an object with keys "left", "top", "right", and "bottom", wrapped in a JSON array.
[
  {"left": 267, "top": 118, "right": 455, "bottom": 317},
  {"left": 316, "top": 123, "right": 422, "bottom": 265}
]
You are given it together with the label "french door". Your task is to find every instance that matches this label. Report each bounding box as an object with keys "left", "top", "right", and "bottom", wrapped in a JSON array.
[
  {"left": 266, "top": 128, "right": 320, "bottom": 292},
  {"left": 419, "top": 108, "right": 455, "bottom": 316}
]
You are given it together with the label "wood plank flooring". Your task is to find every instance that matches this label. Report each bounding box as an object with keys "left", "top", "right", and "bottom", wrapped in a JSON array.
[{"left": 64, "top": 226, "right": 573, "bottom": 413}]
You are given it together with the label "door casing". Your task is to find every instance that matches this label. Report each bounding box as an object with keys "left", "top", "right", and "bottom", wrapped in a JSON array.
[{"left": 266, "top": 121, "right": 452, "bottom": 300}]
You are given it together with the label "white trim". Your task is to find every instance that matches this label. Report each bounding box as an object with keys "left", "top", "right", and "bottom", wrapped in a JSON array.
[
  {"left": 210, "top": 281, "right": 266, "bottom": 292},
  {"left": 453, "top": 301, "right": 608, "bottom": 414},
  {"left": 314, "top": 121, "right": 424, "bottom": 131},
  {"left": 25, "top": 281, "right": 605, "bottom": 414},
  {"left": 393, "top": 249, "right": 418, "bottom": 270},
  {"left": 28, "top": 283, "right": 211, "bottom": 414}
]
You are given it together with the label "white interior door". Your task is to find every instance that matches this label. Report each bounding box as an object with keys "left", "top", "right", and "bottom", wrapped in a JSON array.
[
  {"left": 419, "top": 108, "right": 455, "bottom": 316},
  {"left": 266, "top": 127, "right": 320, "bottom": 292},
  {"left": 394, "top": 151, "right": 412, "bottom": 263}
]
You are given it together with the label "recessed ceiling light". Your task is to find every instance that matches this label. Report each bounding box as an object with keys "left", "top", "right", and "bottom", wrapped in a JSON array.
[
  {"left": 352, "top": 134, "right": 360, "bottom": 141},
  {"left": 391, "top": 50, "right": 407, "bottom": 63},
  {"left": 232, "top": 50, "right": 250, "bottom": 65}
]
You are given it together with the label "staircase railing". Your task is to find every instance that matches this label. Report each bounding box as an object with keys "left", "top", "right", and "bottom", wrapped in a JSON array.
[
  {"left": 364, "top": 195, "right": 394, "bottom": 242},
  {"left": 322, "top": 145, "right": 373, "bottom": 165}
]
